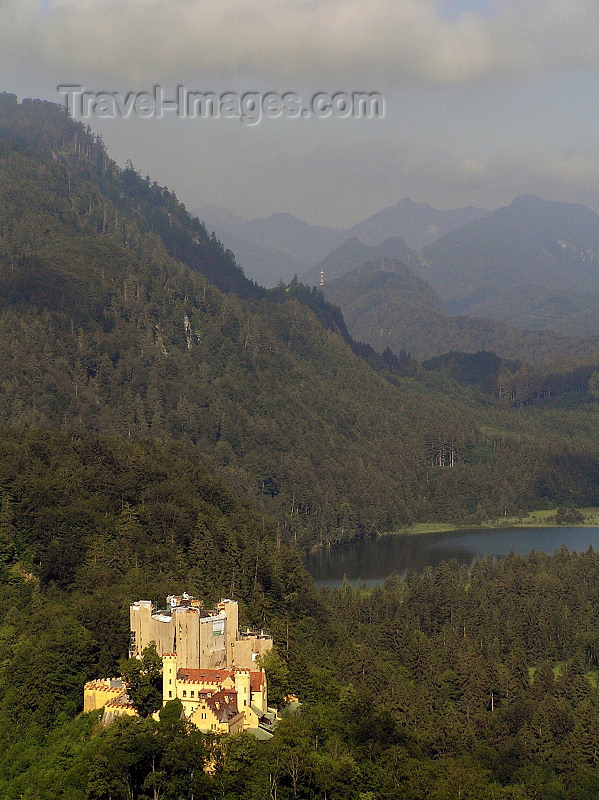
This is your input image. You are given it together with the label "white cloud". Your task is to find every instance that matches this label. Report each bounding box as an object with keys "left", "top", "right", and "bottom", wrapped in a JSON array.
[
  {"left": 403, "top": 150, "right": 599, "bottom": 211},
  {"left": 3, "top": 0, "right": 599, "bottom": 88},
  {"left": 4, "top": 0, "right": 599, "bottom": 224}
]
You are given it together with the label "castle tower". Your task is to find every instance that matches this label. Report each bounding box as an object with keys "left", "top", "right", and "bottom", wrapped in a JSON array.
[
  {"left": 129, "top": 599, "right": 153, "bottom": 658},
  {"left": 130, "top": 593, "right": 271, "bottom": 671},
  {"left": 234, "top": 669, "right": 252, "bottom": 723},
  {"left": 218, "top": 599, "right": 239, "bottom": 642},
  {"left": 163, "top": 653, "right": 177, "bottom": 703},
  {"left": 218, "top": 598, "right": 239, "bottom": 667}
]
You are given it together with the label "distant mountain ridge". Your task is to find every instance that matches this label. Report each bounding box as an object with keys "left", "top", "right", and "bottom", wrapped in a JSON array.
[
  {"left": 323, "top": 260, "right": 599, "bottom": 363},
  {"left": 198, "top": 193, "right": 599, "bottom": 341},
  {"left": 344, "top": 197, "right": 489, "bottom": 249},
  {"left": 195, "top": 198, "right": 490, "bottom": 286},
  {"left": 302, "top": 236, "right": 419, "bottom": 285},
  {"left": 420, "top": 194, "right": 599, "bottom": 335},
  {"left": 194, "top": 204, "right": 343, "bottom": 285}
]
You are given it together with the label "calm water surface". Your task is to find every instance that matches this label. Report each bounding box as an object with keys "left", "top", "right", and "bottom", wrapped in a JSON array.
[{"left": 304, "top": 527, "right": 599, "bottom": 588}]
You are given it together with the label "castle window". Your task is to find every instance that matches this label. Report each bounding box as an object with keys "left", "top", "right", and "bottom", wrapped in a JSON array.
[
  {"left": 183, "top": 690, "right": 187, "bottom": 697},
  {"left": 191, "top": 690, "right": 195, "bottom": 697},
  {"left": 169, "top": 691, "right": 172, "bottom": 698}
]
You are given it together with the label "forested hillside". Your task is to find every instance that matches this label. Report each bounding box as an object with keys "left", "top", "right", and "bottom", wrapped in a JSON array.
[
  {"left": 0, "top": 93, "right": 439, "bottom": 546},
  {"left": 4, "top": 94, "right": 599, "bottom": 547},
  {"left": 323, "top": 262, "right": 599, "bottom": 362}
]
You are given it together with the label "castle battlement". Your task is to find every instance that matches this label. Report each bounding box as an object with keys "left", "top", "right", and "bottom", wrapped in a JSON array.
[
  {"left": 84, "top": 677, "right": 123, "bottom": 686},
  {"left": 84, "top": 683, "right": 124, "bottom": 693},
  {"left": 105, "top": 698, "right": 134, "bottom": 709}
]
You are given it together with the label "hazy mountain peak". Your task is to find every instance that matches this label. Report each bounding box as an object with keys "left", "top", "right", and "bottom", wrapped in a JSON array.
[
  {"left": 330, "top": 236, "right": 364, "bottom": 250},
  {"left": 510, "top": 192, "right": 543, "bottom": 204},
  {"left": 301, "top": 234, "right": 417, "bottom": 285},
  {"left": 247, "top": 211, "right": 343, "bottom": 233},
  {"left": 420, "top": 194, "right": 599, "bottom": 333},
  {"left": 393, "top": 197, "right": 432, "bottom": 211},
  {"left": 194, "top": 204, "right": 248, "bottom": 233},
  {"left": 505, "top": 193, "right": 554, "bottom": 213},
  {"left": 345, "top": 198, "right": 489, "bottom": 249},
  {"left": 254, "top": 211, "right": 307, "bottom": 224}
]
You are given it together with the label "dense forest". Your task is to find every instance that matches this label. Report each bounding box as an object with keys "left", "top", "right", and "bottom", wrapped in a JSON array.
[
  {"left": 2, "top": 441, "right": 599, "bottom": 800},
  {"left": 4, "top": 93, "right": 599, "bottom": 798}
]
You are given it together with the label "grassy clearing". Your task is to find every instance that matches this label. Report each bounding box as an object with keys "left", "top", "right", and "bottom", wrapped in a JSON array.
[{"left": 392, "top": 508, "right": 599, "bottom": 537}]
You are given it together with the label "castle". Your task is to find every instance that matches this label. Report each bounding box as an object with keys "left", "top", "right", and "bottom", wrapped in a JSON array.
[
  {"left": 84, "top": 594, "right": 276, "bottom": 736},
  {"left": 129, "top": 594, "right": 272, "bottom": 670}
]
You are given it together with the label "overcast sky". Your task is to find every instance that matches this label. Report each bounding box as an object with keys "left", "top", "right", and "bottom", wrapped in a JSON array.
[{"left": 2, "top": 0, "right": 599, "bottom": 226}]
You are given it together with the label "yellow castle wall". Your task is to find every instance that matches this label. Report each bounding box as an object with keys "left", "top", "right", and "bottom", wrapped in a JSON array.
[{"left": 84, "top": 682, "right": 126, "bottom": 713}]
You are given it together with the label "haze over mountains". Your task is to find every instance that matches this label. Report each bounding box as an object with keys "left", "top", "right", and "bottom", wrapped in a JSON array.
[
  {"left": 342, "top": 197, "right": 489, "bottom": 249},
  {"left": 199, "top": 191, "right": 599, "bottom": 358},
  {"left": 323, "top": 260, "right": 599, "bottom": 363},
  {"left": 194, "top": 198, "right": 490, "bottom": 287},
  {"left": 301, "top": 236, "right": 419, "bottom": 286},
  {"left": 194, "top": 204, "right": 341, "bottom": 286},
  {"left": 421, "top": 194, "right": 599, "bottom": 336}
]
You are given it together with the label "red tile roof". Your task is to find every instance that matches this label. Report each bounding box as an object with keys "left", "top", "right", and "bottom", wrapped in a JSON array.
[
  {"left": 178, "top": 668, "right": 233, "bottom": 683},
  {"left": 177, "top": 667, "right": 264, "bottom": 694},
  {"left": 206, "top": 689, "right": 242, "bottom": 723},
  {"left": 250, "top": 672, "right": 263, "bottom": 692}
]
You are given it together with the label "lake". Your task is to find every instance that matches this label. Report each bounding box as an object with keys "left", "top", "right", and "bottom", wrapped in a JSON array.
[{"left": 304, "top": 527, "right": 599, "bottom": 588}]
